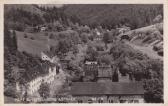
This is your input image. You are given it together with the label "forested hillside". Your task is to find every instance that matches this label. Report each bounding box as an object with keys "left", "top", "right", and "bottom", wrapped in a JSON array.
[{"left": 64, "top": 4, "right": 163, "bottom": 29}]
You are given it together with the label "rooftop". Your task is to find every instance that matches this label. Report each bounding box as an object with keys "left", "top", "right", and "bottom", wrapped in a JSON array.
[
  {"left": 70, "top": 82, "right": 144, "bottom": 95},
  {"left": 43, "top": 51, "right": 54, "bottom": 58}
]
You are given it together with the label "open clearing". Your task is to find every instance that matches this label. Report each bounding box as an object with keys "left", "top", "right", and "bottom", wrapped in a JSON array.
[{"left": 16, "top": 31, "right": 58, "bottom": 57}]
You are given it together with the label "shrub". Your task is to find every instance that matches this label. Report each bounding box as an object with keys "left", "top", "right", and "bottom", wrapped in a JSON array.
[
  {"left": 24, "top": 34, "right": 28, "bottom": 38},
  {"left": 4, "top": 85, "right": 18, "bottom": 98},
  {"left": 30, "top": 37, "right": 34, "bottom": 40},
  {"left": 153, "top": 45, "right": 159, "bottom": 51},
  {"left": 49, "top": 33, "right": 54, "bottom": 39},
  {"left": 96, "top": 46, "right": 104, "bottom": 51},
  {"left": 38, "top": 82, "right": 50, "bottom": 99},
  {"left": 158, "top": 50, "right": 163, "bottom": 56},
  {"left": 80, "top": 33, "right": 88, "bottom": 43}
]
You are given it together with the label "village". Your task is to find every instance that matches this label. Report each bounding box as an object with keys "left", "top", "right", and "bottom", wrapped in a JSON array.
[
  {"left": 4, "top": 4, "right": 163, "bottom": 103},
  {"left": 12, "top": 21, "right": 162, "bottom": 103}
]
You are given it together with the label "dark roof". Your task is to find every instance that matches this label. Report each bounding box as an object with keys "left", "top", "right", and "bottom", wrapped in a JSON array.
[{"left": 70, "top": 82, "right": 144, "bottom": 95}]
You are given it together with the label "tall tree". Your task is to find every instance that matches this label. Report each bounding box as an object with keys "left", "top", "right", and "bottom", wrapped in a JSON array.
[
  {"left": 102, "top": 32, "right": 110, "bottom": 49},
  {"left": 38, "top": 81, "right": 50, "bottom": 100},
  {"left": 12, "top": 30, "right": 18, "bottom": 51}
]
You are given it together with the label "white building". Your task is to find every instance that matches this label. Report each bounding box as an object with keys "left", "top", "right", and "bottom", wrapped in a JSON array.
[
  {"left": 16, "top": 52, "right": 60, "bottom": 96},
  {"left": 85, "top": 60, "right": 98, "bottom": 65},
  {"left": 40, "top": 26, "right": 47, "bottom": 32},
  {"left": 27, "top": 66, "right": 57, "bottom": 95},
  {"left": 16, "top": 65, "right": 57, "bottom": 95}
]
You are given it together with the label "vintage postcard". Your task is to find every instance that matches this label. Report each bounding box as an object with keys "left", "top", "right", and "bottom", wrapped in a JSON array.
[{"left": 0, "top": 0, "right": 167, "bottom": 105}]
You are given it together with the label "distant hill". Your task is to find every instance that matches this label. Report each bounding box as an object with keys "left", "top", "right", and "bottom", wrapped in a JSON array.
[
  {"left": 4, "top": 4, "right": 45, "bottom": 31},
  {"left": 4, "top": 4, "right": 45, "bottom": 16},
  {"left": 64, "top": 4, "right": 163, "bottom": 29}
]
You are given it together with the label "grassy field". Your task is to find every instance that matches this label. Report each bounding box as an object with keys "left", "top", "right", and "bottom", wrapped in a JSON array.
[{"left": 16, "top": 31, "right": 58, "bottom": 57}]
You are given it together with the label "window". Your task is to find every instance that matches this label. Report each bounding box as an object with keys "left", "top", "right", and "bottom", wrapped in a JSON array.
[
  {"left": 120, "top": 100, "right": 127, "bottom": 103},
  {"left": 98, "top": 99, "right": 103, "bottom": 103},
  {"left": 128, "top": 100, "right": 134, "bottom": 103},
  {"left": 134, "top": 100, "right": 139, "bottom": 103},
  {"left": 108, "top": 100, "right": 113, "bottom": 103},
  {"left": 88, "top": 99, "right": 93, "bottom": 103},
  {"left": 78, "top": 100, "right": 83, "bottom": 103}
]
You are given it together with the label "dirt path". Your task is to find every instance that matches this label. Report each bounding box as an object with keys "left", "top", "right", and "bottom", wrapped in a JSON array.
[{"left": 125, "top": 41, "right": 163, "bottom": 60}]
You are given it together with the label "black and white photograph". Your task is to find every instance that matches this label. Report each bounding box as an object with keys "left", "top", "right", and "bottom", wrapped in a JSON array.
[{"left": 3, "top": 3, "right": 164, "bottom": 103}]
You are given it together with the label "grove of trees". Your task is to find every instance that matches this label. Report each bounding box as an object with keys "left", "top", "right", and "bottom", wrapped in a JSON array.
[{"left": 38, "top": 81, "right": 50, "bottom": 100}]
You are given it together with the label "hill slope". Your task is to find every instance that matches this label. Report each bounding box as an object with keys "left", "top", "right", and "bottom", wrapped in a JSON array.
[
  {"left": 4, "top": 4, "right": 45, "bottom": 16},
  {"left": 4, "top": 4, "right": 45, "bottom": 31},
  {"left": 64, "top": 4, "right": 163, "bottom": 29}
]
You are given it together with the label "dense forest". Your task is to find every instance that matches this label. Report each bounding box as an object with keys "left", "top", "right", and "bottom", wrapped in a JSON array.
[
  {"left": 4, "top": 4, "right": 163, "bottom": 31},
  {"left": 64, "top": 4, "right": 163, "bottom": 29}
]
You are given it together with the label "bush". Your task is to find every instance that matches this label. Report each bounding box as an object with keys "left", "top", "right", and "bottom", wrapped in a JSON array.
[
  {"left": 30, "top": 37, "right": 34, "bottom": 40},
  {"left": 96, "top": 46, "right": 104, "bottom": 51},
  {"left": 153, "top": 45, "right": 159, "bottom": 51},
  {"left": 49, "top": 33, "right": 54, "bottom": 39},
  {"left": 4, "top": 85, "right": 18, "bottom": 98},
  {"left": 80, "top": 32, "right": 88, "bottom": 43},
  {"left": 24, "top": 34, "right": 28, "bottom": 38},
  {"left": 98, "top": 55, "right": 111, "bottom": 65},
  {"left": 158, "top": 50, "right": 163, "bottom": 56}
]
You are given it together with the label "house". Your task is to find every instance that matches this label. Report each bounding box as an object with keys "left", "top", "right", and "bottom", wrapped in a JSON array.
[
  {"left": 40, "top": 26, "right": 48, "bottom": 32},
  {"left": 16, "top": 61, "right": 58, "bottom": 96},
  {"left": 117, "top": 26, "right": 131, "bottom": 35},
  {"left": 97, "top": 65, "right": 112, "bottom": 82},
  {"left": 41, "top": 51, "right": 59, "bottom": 63},
  {"left": 84, "top": 61, "right": 98, "bottom": 77},
  {"left": 41, "top": 52, "right": 52, "bottom": 62},
  {"left": 85, "top": 60, "right": 98, "bottom": 65},
  {"left": 70, "top": 82, "right": 144, "bottom": 103}
]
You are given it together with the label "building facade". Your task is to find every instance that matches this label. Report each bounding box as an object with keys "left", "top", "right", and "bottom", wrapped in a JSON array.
[
  {"left": 70, "top": 82, "right": 144, "bottom": 103},
  {"left": 97, "top": 65, "right": 112, "bottom": 82},
  {"left": 16, "top": 65, "right": 57, "bottom": 95},
  {"left": 84, "top": 61, "right": 98, "bottom": 77},
  {"left": 16, "top": 52, "right": 59, "bottom": 96}
]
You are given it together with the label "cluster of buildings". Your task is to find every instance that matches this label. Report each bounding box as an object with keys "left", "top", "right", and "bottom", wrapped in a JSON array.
[
  {"left": 15, "top": 51, "right": 60, "bottom": 100},
  {"left": 69, "top": 60, "right": 144, "bottom": 103},
  {"left": 24, "top": 25, "right": 48, "bottom": 33}
]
